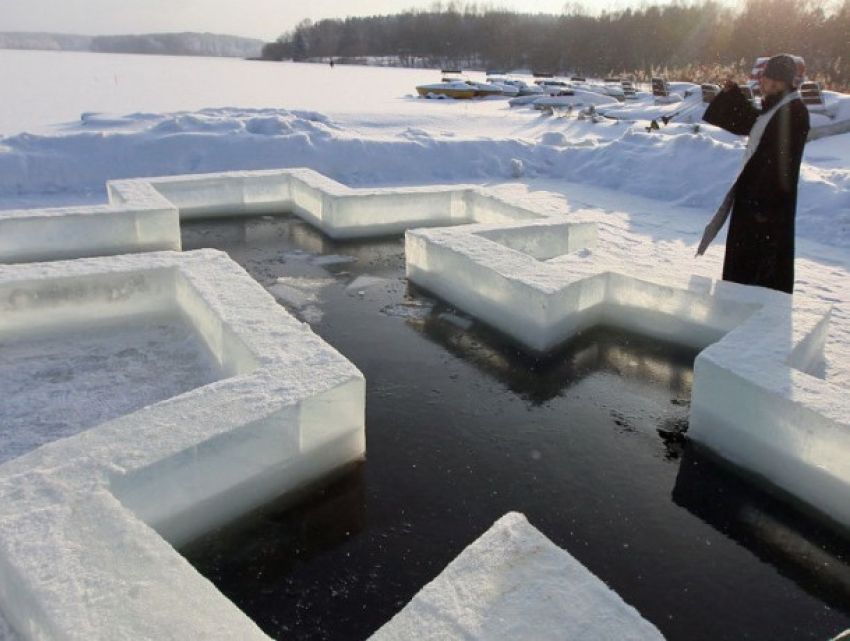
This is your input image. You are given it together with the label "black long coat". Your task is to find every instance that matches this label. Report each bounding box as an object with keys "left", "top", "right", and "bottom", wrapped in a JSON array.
[{"left": 703, "top": 85, "right": 810, "bottom": 294}]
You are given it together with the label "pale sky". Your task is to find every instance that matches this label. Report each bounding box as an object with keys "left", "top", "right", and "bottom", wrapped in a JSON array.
[{"left": 0, "top": 0, "right": 699, "bottom": 42}]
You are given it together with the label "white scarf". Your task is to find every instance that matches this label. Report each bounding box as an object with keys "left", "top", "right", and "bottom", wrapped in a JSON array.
[{"left": 695, "top": 90, "right": 800, "bottom": 256}]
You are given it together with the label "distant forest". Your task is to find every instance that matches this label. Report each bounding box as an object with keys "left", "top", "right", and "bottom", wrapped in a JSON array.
[
  {"left": 261, "top": 0, "right": 850, "bottom": 90},
  {"left": 0, "top": 32, "right": 264, "bottom": 59}
]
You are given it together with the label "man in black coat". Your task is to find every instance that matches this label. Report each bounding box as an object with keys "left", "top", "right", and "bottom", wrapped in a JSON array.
[{"left": 701, "top": 54, "right": 810, "bottom": 294}]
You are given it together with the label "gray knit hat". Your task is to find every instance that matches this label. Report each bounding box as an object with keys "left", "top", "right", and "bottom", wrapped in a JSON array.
[{"left": 763, "top": 54, "right": 799, "bottom": 87}]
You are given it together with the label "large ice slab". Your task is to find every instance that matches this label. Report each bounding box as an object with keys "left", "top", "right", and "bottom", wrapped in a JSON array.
[
  {"left": 407, "top": 217, "right": 849, "bottom": 532},
  {"left": 407, "top": 219, "right": 760, "bottom": 353},
  {"left": 690, "top": 298, "right": 850, "bottom": 530},
  {"left": 3, "top": 168, "right": 548, "bottom": 264},
  {"left": 373, "top": 512, "right": 665, "bottom": 640},
  {"left": 0, "top": 250, "right": 365, "bottom": 639},
  {"left": 0, "top": 179, "right": 180, "bottom": 264}
]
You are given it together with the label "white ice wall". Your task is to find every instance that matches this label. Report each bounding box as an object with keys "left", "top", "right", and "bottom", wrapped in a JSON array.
[
  {"left": 0, "top": 250, "right": 365, "bottom": 639},
  {"left": 407, "top": 214, "right": 848, "bottom": 534},
  {"left": 3, "top": 169, "right": 486, "bottom": 263},
  {"left": 690, "top": 302, "right": 850, "bottom": 528},
  {"left": 0, "top": 203, "right": 180, "bottom": 264},
  {"left": 0, "top": 264, "right": 178, "bottom": 337},
  {"left": 111, "top": 169, "right": 480, "bottom": 238}
]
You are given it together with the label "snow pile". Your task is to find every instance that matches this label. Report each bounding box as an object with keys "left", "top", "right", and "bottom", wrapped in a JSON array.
[
  {"left": 373, "top": 512, "right": 664, "bottom": 640},
  {"left": 0, "top": 106, "right": 536, "bottom": 198}
]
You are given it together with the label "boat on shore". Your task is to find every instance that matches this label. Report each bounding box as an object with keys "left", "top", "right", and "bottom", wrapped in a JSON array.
[
  {"left": 416, "top": 80, "right": 478, "bottom": 99},
  {"left": 417, "top": 70, "right": 520, "bottom": 99}
]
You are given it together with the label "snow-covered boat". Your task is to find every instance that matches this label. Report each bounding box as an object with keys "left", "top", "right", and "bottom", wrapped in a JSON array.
[
  {"left": 531, "top": 88, "right": 620, "bottom": 111},
  {"left": 417, "top": 69, "right": 512, "bottom": 99},
  {"left": 485, "top": 74, "right": 541, "bottom": 97},
  {"left": 416, "top": 81, "right": 477, "bottom": 99},
  {"left": 534, "top": 78, "right": 574, "bottom": 95},
  {"left": 485, "top": 78, "right": 520, "bottom": 97},
  {"left": 467, "top": 80, "right": 506, "bottom": 97},
  {"left": 503, "top": 79, "right": 544, "bottom": 96},
  {"left": 509, "top": 94, "right": 543, "bottom": 107}
]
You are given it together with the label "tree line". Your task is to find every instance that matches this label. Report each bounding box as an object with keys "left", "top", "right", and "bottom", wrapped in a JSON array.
[{"left": 261, "top": 0, "right": 850, "bottom": 90}]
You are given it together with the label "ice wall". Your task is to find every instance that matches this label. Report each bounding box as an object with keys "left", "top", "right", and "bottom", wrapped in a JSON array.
[
  {"left": 0, "top": 202, "right": 180, "bottom": 264},
  {"left": 0, "top": 250, "right": 365, "bottom": 639},
  {"left": 690, "top": 298, "right": 850, "bottom": 528},
  {"left": 2, "top": 168, "right": 566, "bottom": 265},
  {"left": 407, "top": 216, "right": 848, "bottom": 533},
  {"left": 110, "top": 169, "right": 478, "bottom": 237},
  {"left": 373, "top": 512, "right": 665, "bottom": 640}
]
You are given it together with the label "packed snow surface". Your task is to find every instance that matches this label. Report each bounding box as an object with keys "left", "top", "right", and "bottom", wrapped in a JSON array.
[
  {"left": 373, "top": 512, "right": 665, "bottom": 640},
  {"left": 0, "top": 312, "right": 221, "bottom": 465}
]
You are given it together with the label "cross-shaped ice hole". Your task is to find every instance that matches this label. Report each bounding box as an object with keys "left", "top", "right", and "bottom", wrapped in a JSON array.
[
  {"left": 0, "top": 166, "right": 847, "bottom": 637},
  {"left": 0, "top": 250, "right": 364, "bottom": 639}
]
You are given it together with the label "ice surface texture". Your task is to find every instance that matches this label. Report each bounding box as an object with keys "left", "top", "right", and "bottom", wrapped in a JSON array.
[
  {"left": 374, "top": 512, "right": 665, "bottom": 640},
  {"left": 408, "top": 213, "right": 848, "bottom": 532},
  {"left": 0, "top": 312, "right": 222, "bottom": 465},
  {"left": 0, "top": 250, "right": 364, "bottom": 639}
]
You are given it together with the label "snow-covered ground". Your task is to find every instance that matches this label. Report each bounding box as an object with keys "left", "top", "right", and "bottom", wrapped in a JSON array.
[
  {"left": 1, "top": 51, "right": 848, "bottom": 249},
  {"left": 1, "top": 49, "right": 846, "bottom": 378},
  {"left": 0, "top": 49, "right": 848, "bottom": 639}
]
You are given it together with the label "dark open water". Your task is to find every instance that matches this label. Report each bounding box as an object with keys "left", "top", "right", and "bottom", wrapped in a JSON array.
[{"left": 179, "top": 215, "right": 850, "bottom": 641}]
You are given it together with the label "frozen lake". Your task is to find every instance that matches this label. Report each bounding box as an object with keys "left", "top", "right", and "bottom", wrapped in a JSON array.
[{"left": 0, "top": 49, "right": 473, "bottom": 137}]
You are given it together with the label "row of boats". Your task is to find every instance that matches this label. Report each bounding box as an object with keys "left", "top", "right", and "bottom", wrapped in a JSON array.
[
  {"left": 415, "top": 71, "right": 634, "bottom": 109},
  {"left": 416, "top": 71, "right": 545, "bottom": 99}
]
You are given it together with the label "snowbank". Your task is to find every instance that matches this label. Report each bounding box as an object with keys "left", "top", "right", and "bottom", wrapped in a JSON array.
[{"left": 1, "top": 103, "right": 847, "bottom": 250}]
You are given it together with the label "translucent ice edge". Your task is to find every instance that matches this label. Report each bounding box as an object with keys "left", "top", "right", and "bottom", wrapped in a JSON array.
[
  {"left": 1, "top": 168, "right": 548, "bottom": 264},
  {"left": 407, "top": 217, "right": 849, "bottom": 533},
  {"left": 0, "top": 250, "right": 365, "bottom": 639}
]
